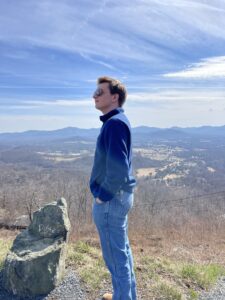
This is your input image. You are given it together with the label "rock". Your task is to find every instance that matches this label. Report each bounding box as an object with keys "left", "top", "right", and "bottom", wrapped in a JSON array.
[
  {"left": 14, "top": 214, "right": 30, "bottom": 228},
  {"left": 2, "top": 198, "right": 71, "bottom": 298}
]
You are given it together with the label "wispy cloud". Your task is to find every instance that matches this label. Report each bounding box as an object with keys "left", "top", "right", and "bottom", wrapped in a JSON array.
[
  {"left": 2, "top": 0, "right": 225, "bottom": 64},
  {"left": 0, "top": 99, "right": 92, "bottom": 109},
  {"left": 129, "top": 88, "right": 225, "bottom": 104},
  {"left": 25, "top": 99, "right": 92, "bottom": 107},
  {"left": 1, "top": 0, "right": 225, "bottom": 131},
  {"left": 0, "top": 114, "right": 99, "bottom": 133},
  {"left": 2, "top": 89, "right": 225, "bottom": 111},
  {"left": 164, "top": 56, "right": 225, "bottom": 78},
  {"left": 79, "top": 52, "right": 117, "bottom": 71}
]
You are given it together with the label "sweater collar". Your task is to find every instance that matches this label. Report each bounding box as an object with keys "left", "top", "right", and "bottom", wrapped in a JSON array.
[{"left": 100, "top": 108, "right": 124, "bottom": 123}]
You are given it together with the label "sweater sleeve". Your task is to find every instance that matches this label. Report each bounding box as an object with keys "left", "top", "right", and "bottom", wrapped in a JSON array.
[{"left": 97, "top": 119, "right": 130, "bottom": 202}]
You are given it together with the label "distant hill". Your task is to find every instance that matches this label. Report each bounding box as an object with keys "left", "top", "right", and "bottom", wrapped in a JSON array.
[
  {"left": 0, "top": 125, "right": 225, "bottom": 145},
  {"left": 0, "top": 127, "right": 100, "bottom": 144},
  {"left": 174, "top": 125, "right": 225, "bottom": 137}
]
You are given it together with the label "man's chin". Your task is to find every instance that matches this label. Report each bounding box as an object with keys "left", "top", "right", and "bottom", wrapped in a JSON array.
[{"left": 95, "top": 105, "right": 102, "bottom": 112}]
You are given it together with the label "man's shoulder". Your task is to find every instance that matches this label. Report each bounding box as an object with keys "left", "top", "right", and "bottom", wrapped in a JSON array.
[
  {"left": 101, "top": 118, "right": 130, "bottom": 143},
  {"left": 108, "top": 111, "right": 130, "bottom": 125},
  {"left": 105, "top": 116, "right": 129, "bottom": 131}
]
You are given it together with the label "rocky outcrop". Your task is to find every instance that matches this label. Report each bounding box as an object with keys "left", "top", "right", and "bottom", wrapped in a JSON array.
[{"left": 2, "top": 198, "right": 71, "bottom": 298}]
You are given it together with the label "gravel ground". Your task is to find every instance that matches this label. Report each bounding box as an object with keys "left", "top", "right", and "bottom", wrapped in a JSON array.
[
  {"left": 1, "top": 268, "right": 225, "bottom": 300},
  {"left": 199, "top": 277, "right": 225, "bottom": 300},
  {"left": 0, "top": 268, "right": 87, "bottom": 300}
]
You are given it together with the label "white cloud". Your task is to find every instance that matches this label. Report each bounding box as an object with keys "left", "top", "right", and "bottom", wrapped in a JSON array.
[
  {"left": 126, "top": 86, "right": 225, "bottom": 127},
  {"left": 79, "top": 52, "right": 117, "bottom": 71},
  {"left": 1, "top": 87, "right": 225, "bottom": 132},
  {"left": 24, "top": 99, "right": 92, "bottom": 107},
  {"left": 1, "top": 0, "right": 225, "bottom": 65},
  {"left": 0, "top": 114, "right": 99, "bottom": 133},
  {"left": 126, "top": 103, "right": 225, "bottom": 128},
  {"left": 1, "top": 0, "right": 225, "bottom": 131},
  {"left": 128, "top": 88, "right": 225, "bottom": 106},
  {"left": 164, "top": 56, "right": 225, "bottom": 78},
  {"left": 2, "top": 88, "right": 225, "bottom": 114},
  {"left": 0, "top": 99, "right": 93, "bottom": 111}
]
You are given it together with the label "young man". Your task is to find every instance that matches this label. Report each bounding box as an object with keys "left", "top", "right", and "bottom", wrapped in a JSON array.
[{"left": 90, "top": 76, "right": 137, "bottom": 300}]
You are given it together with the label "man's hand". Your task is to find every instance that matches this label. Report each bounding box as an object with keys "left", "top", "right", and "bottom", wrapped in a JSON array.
[{"left": 96, "top": 197, "right": 104, "bottom": 204}]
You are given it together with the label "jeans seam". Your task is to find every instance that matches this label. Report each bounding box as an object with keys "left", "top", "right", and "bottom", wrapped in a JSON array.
[
  {"left": 107, "top": 202, "right": 122, "bottom": 298},
  {"left": 93, "top": 195, "right": 136, "bottom": 299},
  {"left": 108, "top": 227, "right": 123, "bottom": 300}
]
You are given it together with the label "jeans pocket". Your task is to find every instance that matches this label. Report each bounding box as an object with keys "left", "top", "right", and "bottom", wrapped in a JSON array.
[{"left": 119, "top": 192, "right": 134, "bottom": 216}]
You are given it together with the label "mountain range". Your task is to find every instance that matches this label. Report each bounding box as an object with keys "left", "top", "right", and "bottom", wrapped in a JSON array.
[{"left": 0, "top": 125, "right": 225, "bottom": 144}]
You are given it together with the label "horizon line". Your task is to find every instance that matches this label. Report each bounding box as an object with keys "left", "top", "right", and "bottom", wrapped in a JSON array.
[{"left": 0, "top": 124, "right": 225, "bottom": 135}]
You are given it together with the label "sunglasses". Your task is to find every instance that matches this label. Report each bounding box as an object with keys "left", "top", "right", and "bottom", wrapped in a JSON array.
[{"left": 93, "top": 88, "right": 104, "bottom": 98}]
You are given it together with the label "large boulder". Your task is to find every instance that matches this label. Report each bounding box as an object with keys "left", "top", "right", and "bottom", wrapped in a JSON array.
[{"left": 2, "top": 198, "right": 71, "bottom": 298}]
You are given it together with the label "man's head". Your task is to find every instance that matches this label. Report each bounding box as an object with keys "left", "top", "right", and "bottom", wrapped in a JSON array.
[{"left": 93, "top": 76, "right": 127, "bottom": 114}]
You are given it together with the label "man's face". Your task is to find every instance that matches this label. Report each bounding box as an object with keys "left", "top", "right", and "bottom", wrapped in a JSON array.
[{"left": 93, "top": 82, "right": 118, "bottom": 114}]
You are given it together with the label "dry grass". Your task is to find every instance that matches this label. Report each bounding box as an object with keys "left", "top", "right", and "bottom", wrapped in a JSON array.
[
  {"left": 67, "top": 218, "right": 225, "bottom": 299},
  {"left": 67, "top": 230, "right": 225, "bottom": 299},
  {"left": 1, "top": 217, "right": 225, "bottom": 300}
]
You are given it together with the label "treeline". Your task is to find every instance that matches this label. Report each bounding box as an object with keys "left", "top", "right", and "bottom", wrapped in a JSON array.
[{"left": 0, "top": 159, "right": 225, "bottom": 242}]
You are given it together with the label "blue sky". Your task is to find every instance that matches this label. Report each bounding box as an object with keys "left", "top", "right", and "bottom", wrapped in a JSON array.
[{"left": 1, "top": 0, "right": 225, "bottom": 132}]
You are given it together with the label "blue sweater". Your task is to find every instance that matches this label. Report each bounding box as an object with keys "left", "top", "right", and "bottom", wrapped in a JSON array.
[{"left": 89, "top": 108, "right": 136, "bottom": 202}]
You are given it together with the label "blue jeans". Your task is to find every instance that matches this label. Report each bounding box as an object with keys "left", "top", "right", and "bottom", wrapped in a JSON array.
[{"left": 92, "top": 191, "right": 137, "bottom": 300}]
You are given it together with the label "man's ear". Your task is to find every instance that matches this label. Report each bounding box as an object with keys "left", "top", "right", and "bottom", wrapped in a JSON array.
[{"left": 112, "top": 93, "right": 119, "bottom": 103}]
